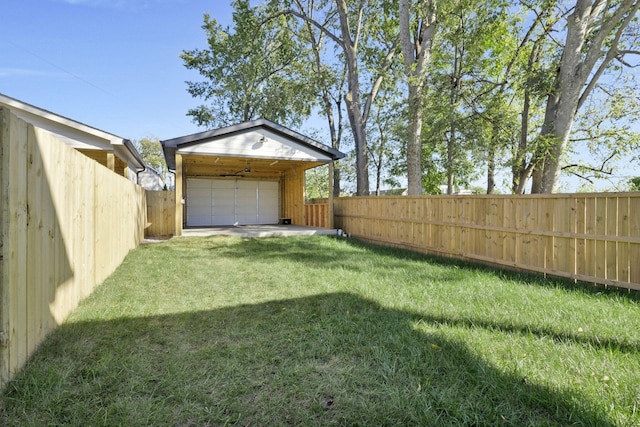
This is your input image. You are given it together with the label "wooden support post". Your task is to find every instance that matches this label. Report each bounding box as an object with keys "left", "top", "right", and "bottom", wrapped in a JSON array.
[
  {"left": 174, "top": 154, "right": 183, "bottom": 236},
  {"left": 106, "top": 152, "right": 115, "bottom": 172},
  {"left": 328, "top": 162, "right": 334, "bottom": 229}
]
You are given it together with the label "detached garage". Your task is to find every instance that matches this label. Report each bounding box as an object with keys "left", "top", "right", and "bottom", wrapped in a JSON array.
[{"left": 161, "top": 119, "right": 344, "bottom": 235}]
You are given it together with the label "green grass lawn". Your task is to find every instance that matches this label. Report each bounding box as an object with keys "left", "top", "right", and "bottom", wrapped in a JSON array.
[{"left": 2, "top": 236, "right": 639, "bottom": 426}]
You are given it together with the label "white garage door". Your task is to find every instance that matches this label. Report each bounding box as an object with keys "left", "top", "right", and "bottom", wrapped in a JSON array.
[{"left": 186, "top": 179, "right": 279, "bottom": 226}]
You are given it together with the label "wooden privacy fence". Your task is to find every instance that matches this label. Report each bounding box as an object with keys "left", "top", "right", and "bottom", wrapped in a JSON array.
[
  {"left": 305, "top": 203, "right": 329, "bottom": 229},
  {"left": 334, "top": 195, "right": 640, "bottom": 291},
  {"left": 146, "top": 190, "right": 175, "bottom": 237},
  {"left": 0, "top": 108, "right": 147, "bottom": 387}
]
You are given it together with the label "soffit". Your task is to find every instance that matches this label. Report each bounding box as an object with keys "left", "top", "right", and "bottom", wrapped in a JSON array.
[{"left": 181, "top": 154, "right": 325, "bottom": 179}]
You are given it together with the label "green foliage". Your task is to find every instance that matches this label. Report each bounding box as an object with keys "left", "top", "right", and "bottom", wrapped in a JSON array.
[
  {"left": 179, "top": 0, "right": 640, "bottom": 193},
  {"left": 305, "top": 165, "right": 329, "bottom": 199},
  {"left": 134, "top": 137, "right": 168, "bottom": 177},
  {"left": 181, "top": 0, "right": 317, "bottom": 129},
  {"left": 565, "top": 75, "right": 640, "bottom": 184},
  {"left": 629, "top": 177, "right": 640, "bottom": 191},
  {"left": 420, "top": 0, "right": 521, "bottom": 192}
]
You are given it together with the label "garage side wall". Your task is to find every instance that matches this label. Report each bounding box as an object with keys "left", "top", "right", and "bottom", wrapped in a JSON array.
[{"left": 281, "top": 166, "right": 305, "bottom": 225}]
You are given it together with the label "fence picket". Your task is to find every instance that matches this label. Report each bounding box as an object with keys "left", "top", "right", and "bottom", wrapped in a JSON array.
[
  {"left": 0, "top": 109, "right": 146, "bottom": 387},
  {"left": 334, "top": 194, "right": 640, "bottom": 291}
]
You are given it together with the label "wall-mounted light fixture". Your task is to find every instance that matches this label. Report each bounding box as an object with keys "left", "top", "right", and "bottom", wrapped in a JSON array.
[{"left": 259, "top": 135, "right": 267, "bottom": 144}]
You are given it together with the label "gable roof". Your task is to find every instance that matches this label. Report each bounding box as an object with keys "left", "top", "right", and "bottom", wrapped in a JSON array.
[
  {"left": 161, "top": 118, "right": 345, "bottom": 170},
  {"left": 0, "top": 92, "right": 145, "bottom": 170}
]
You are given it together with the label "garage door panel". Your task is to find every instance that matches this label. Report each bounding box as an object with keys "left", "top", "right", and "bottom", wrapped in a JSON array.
[
  {"left": 188, "top": 188, "right": 213, "bottom": 207},
  {"left": 258, "top": 181, "right": 279, "bottom": 224},
  {"left": 235, "top": 181, "right": 258, "bottom": 224},
  {"left": 189, "top": 179, "right": 212, "bottom": 189},
  {"left": 186, "top": 178, "right": 279, "bottom": 226},
  {"left": 186, "top": 180, "right": 212, "bottom": 225},
  {"left": 188, "top": 215, "right": 214, "bottom": 227},
  {"left": 212, "top": 187, "right": 235, "bottom": 225}
]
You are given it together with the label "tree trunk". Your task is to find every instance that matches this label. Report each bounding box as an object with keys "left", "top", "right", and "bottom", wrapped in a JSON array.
[
  {"left": 513, "top": 88, "right": 535, "bottom": 194},
  {"left": 447, "top": 63, "right": 459, "bottom": 195},
  {"left": 406, "top": 85, "right": 425, "bottom": 195},
  {"left": 447, "top": 130, "right": 455, "bottom": 194},
  {"left": 333, "top": 166, "right": 341, "bottom": 197},
  {"left": 530, "top": 165, "right": 543, "bottom": 194},
  {"left": 536, "top": 87, "right": 579, "bottom": 193},
  {"left": 399, "top": 0, "right": 437, "bottom": 196},
  {"left": 487, "top": 142, "right": 495, "bottom": 194},
  {"left": 336, "top": 0, "right": 369, "bottom": 195}
]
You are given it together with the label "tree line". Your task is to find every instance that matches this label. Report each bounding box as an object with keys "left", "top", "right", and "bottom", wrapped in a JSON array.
[{"left": 180, "top": 0, "right": 640, "bottom": 195}]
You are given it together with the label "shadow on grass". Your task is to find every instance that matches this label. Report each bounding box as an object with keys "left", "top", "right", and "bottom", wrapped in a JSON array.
[{"left": 2, "top": 292, "right": 612, "bottom": 426}]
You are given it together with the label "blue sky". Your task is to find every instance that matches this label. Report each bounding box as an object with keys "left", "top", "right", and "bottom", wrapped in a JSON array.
[{"left": 1, "top": 0, "right": 233, "bottom": 141}]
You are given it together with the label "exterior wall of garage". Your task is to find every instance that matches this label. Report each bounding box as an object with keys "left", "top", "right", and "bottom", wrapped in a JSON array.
[{"left": 281, "top": 165, "right": 306, "bottom": 225}]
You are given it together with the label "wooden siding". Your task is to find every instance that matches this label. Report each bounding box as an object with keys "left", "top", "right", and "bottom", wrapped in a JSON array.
[
  {"left": 334, "top": 195, "right": 640, "bottom": 291},
  {"left": 0, "top": 108, "right": 147, "bottom": 388},
  {"left": 146, "top": 191, "right": 175, "bottom": 237},
  {"left": 281, "top": 166, "right": 305, "bottom": 225},
  {"left": 175, "top": 154, "right": 183, "bottom": 235}
]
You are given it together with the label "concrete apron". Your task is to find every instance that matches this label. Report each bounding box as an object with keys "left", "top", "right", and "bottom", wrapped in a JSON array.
[{"left": 180, "top": 225, "right": 338, "bottom": 238}]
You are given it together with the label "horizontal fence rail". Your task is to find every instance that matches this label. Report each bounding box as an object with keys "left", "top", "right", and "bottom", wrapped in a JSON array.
[
  {"left": 0, "top": 108, "right": 147, "bottom": 387},
  {"left": 334, "top": 195, "right": 640, "bottom": 291}
]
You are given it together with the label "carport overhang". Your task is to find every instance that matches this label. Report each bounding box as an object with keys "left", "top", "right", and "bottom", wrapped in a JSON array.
[{"left": 161, "top": 118, "right": 345, "bottom": 235}]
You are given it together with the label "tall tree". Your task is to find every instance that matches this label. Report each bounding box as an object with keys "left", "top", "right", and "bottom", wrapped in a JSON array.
[
  {"left": 532, "top": 0, "right": 640, "bottom": 193},
  {"left": 275, "top": 0, "right": 399, "bottom": 195},
  {"left": 368, "top": 83, "right": 404, "bottom": 195},
  {"left": 424, "top": 0, "right": 516, "bottom": 194},
  {"left": 399, "top": 0, "right": 437, "bottom": 195},
  {"left": 181, "top": 0, "right": 316, "bottom": 128},
  {"left": 293, "top": 0, "right": 348, "bottom": 196}
]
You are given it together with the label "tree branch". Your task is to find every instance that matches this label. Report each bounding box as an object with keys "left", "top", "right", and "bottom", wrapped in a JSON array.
[
  {"left": 578, "top": 0, "right": 640, "bottom": 109},
  {"left": 267, "top": 9, "right": 344, "bottom": 48},
  {"left": 561, "top": 150, "right": 617, "bottom": 180},
  {"left": 362, "top": 38, "right": 399, "bottom": 125}
]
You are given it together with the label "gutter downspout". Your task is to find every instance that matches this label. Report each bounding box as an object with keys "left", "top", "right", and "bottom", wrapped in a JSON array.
[{"left": 123, "top": 139, "right": 147, "bottom": 185}]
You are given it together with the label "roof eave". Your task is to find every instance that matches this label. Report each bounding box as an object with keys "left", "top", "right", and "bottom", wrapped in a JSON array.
[{"left": 161, "top": 118, "right": 346, "bottom": 161}]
